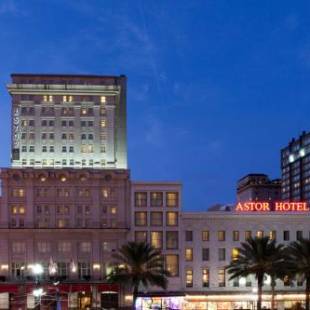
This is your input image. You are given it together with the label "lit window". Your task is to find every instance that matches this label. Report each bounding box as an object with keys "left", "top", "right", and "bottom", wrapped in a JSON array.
[
  {"left": 151, "top": 231, "right": 163, "bottom": 249},
  {"left": 166, "top": 192, "right": 178, "bottom": 207},
  {"left": 233, "top": 231, "right": 239, "bottom": 241},
  {"left": 202, "top": 268, "right": 209, "bottom": 287},
  {"left": 186, "top": 269, "right": 193, "bottom": 287},
  {"left": 100, "top": 96, "right": 106, "bottom": 103},
  {"left": 166, "top": 212, "right": 178, "bottom": 226},
  {"left": 165, "top": 255, "right": 179, "bottom": 277},
  {"left": 102, "top": 188, "right": 110, "bottom": 198},
  {"left": 134, "top": 192, "right": 147, "bottom": 207},
  {"left": 269, "top": 231, "right": 276, "bottom": 240},
  {"left": 300, "top": 149, "right": 306, "bottom": 157},
  {"left": 256, "top": 230, "right": 264, "bottom": 238},
  {"left": 202, "top": 230, "right": 209, "bottom": 241},
  {"left": 218, "top": 231, "right": 225, "bottom": 241},
  {"left": 135, "top": 212, "right": 147, "bottom": 226},
  {"left": 12, "top": 188, "right": 25, "bottom": 197},
  {"left": 231, "top": 248, "right": 239, "bottom": 261},
  {"left": 110, "top": 206, "right": 117, "bottom": 215},
  {"left": 150, "top": 192, "right": 163, "bottom": 207},
  {"left": 218, "top": 268, "right": 226, "bottom": 287},
  {"left": 185, "top": 248, "right": 193, "bottom": 261},
  {"left": 101, "top": 119, "right": 106, "bottom": 127}
]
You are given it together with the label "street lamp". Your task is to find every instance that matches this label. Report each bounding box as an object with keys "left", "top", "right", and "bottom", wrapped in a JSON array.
[{"left": 32, "top": 264, "right": 44, "bottom": 276}]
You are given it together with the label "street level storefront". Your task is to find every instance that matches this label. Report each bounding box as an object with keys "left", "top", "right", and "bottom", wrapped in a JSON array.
[
  {"left": 136, "top": 292, "right": 307, "bottom": 310},
  {"left": 0, "top": 283, "right": 119, "bottom": 309}
]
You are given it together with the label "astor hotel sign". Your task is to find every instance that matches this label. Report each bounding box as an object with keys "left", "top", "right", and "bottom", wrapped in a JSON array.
[{"left": 235, "top": 202, "right": 309, "bottom": 212}]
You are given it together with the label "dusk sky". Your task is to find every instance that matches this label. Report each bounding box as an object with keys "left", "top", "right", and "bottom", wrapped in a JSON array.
[{"left": 1, "top": 1, "right": 310, "bottom": 211}]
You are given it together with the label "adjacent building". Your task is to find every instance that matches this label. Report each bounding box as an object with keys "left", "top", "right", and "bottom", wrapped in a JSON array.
[
  {"left": 237, "top": 173, "right": 281, "bottom": 202},
  {"left": 281, "top": 131, "right": 310, "bottom": 202}
]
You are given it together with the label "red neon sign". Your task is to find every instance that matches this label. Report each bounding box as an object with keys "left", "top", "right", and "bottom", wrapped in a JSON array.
[{"left": 235, "top": 202, "right": 309, "bottom": 212}]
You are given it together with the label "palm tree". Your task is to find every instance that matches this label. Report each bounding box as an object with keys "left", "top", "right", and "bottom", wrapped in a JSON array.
[
  {"left": 106, "top": 241, "right": 169, "bottom": 309},
  {"left": 227, "top": 236, "right": 284, "bottom": 310},
  {"left": 286, "top": 239, "right": 310, "bottom": 310}
]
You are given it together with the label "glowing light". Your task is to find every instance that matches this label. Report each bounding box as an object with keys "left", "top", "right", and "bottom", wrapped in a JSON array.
[
  {"left": 70, "top": 261, "right": 77, "bottom": 273},
  {"left": 264, "top": 275, "right": 271, "bottom": 285},
  {"left": 32, "top": 263, "right": 44, "bottom": 275},
  {"left": 93, "top": 264, "right": 101, "bottom": 270},
  {"left": 33, "top": 288, "right": 44, "bottom": 297},
  {"left": 239, "top": 277, "right": 246, "bottom": 286},
  {"left": 289, "top": 154, "right": 295, "bottom": 163},
  {"left": 235, "top": 201, "right": 309, "bottom": 212},
  {"left": 0, "top": 264, "right": 8, "bottom": 270},
  {"left": 300, "top": 149, "right": 306, "bottom": 157}
]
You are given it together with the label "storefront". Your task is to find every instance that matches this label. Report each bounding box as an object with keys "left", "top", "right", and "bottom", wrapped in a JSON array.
[{"left": 0, "top": 283, "right": 119, "bottom": 309}]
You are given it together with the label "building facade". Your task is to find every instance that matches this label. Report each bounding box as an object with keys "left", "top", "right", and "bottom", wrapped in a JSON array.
[
  {"left": 281, "top": 131, "right": 310, "bottom": 202},
  {"left": 237, "top": 174, "right": 281, "bottom": 202},
  {"left": 8, "top": 74, "right": 127, "bottom": 169}
]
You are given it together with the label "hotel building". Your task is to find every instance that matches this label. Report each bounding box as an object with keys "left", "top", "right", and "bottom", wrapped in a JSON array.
[
  {"left": 281, "top": 131, "right": 310, "bottom": 202},
  {"left": 237, "top": 174, "right": 281, "bottom": 202}
]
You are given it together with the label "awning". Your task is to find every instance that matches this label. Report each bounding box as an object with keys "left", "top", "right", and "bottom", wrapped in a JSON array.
[
  {"left": 0, "top": 284, "right": 19, "bottom": 294},
  {"left": 97, "top": 284, "right": 118, "bottom": 292}
]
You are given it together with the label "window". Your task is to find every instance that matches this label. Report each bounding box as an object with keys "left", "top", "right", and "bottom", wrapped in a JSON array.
[
  {"left": 11, "top": 205, "right": 25, "bottom": 214},
  {"left": 166, "top": 231, "right": 178, "bottom": 249},
  {"left": 12, "top": 188, "right": 25, "bottom": 197},
  {"left": 58, "top": 242, "right": 71, "bottom": 252},
  {"left": 150, "top": 192, "right": 163, "bottom": 207},
  {"left": 78, "top": 262, "right": 91, "bottom": 280},
  {"left": 151, "top": 232, "right": 163, "bottom": 249},
  {"left": 202, "top": 230, "right": 209, "bottom": 241},
  {"left": 218, "top": 231, "right": 225, "bottom": 241},
  {"left": 29, "top": 146, "right": 35, "bottom": 152},
  {"left": 110, "top": 206, "right": 117, "bottom": 215},
  {"left": 134, "top": 192, "right": 147, "bottom": 207},
  {"left": 135, "top": 231, "right": 147, "bottom": 243},
  {"left": 231, "top": 248, "right": 239, "bottom": 261},
  {"left": 57, "top": 262, "right": 69, "bottom": 277},
  {"left": 257, "top": 230, "right": 264, "bottom": 238},
  {"left": 57, "top": 219, "right": 69, "bottom": 228},
  {"left": 283, "top": 230, "right": 290, "bottom": 241},
  {"left": 186, "top": 269, "right": 193, "bottom": 287},
  {"left": 101, "top": 119, "right": 106, "bottom": 127},
  {"left": 185, "top": 230, "right": 193, "bottom": 242},
  {"left": 135, "top": 212, "right": 147, "bottom": 226},
  {"left": 100, "top": 96, "right": 106, "bottom": 103},
  {"left": 12, "top": 242, "right": 26, "bottom": 253},
  {"left": 165, "top": 255, "right": 179, "bottom": 277},
  {"left": 218, "top": 268, "right": 226, "bottom": 287},
  {"left": 11, "top": 262, "right": 25, "bottom": 279},
  {"left": 185, "top": 248, "right": 193, "bottom": 261},
  {"left": 297, "top": 231, "right": 303, "bottom": 241},
  {"left": 269, "top": 231, "right": 276, "bottom": 240},
  {"left": 166, "top": 192, "right": 178, "bottom": 207},
  {"left": 150, "top": 212, "right": 163, "bottom": 226},
  {"left": 80, "top": 242, "right": 91, "bottom": 253},
  {"left": 233, "top": 231, "right": 239, "bottom": 241},
  {"left": 202, "top": 268, "right": 209, "bottom": 287},
  {"left": 283, "top": 275, "right": 290, "bottom": 286},
  {"left": 202, "top": 248, "right": 209, "bottom": 261},
  {"left": 245, "top": 231, "right": 252, "bottom": 240},
  {"left": 37, "top": 242, "right": 50, "bottom": 253},
  {"left": 218, "top": 248, "right": 226, "bottom": 261},
  {"left": 166, "top": 212, "right": 178, "bottom": 226}
]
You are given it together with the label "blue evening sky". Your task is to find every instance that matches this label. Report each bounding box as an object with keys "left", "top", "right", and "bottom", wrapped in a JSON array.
[{"left": 0, "top": 0, "right": 310, "bottom": 211}]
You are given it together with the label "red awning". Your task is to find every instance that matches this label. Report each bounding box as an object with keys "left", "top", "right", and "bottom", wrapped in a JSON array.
[
  {"left": 0, "top": 284, "right": 19, "bottom": 294},
  {"left": 69, "top": 284, "right": 91, "bottom": 293},
  {"left": 97, "top": 284, "right": 118, "bottom": 292}
]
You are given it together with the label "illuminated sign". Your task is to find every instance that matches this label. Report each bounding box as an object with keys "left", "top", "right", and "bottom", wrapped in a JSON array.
[{"left": 235, "top": 202, "right": 309, "bottom": 212}]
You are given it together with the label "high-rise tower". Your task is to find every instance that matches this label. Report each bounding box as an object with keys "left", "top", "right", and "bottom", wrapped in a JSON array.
[{"left": 8, "top": 74, "right": 127, "bottom": 169}]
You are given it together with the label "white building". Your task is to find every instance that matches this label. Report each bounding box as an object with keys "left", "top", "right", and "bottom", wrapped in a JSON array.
[{"left": 8, "top": 74, "right": 127, "bottom": 169}]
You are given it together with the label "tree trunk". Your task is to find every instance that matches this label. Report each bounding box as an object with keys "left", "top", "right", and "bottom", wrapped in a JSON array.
[
  {"left": 271, "top": 277, "right": 276, "bottom": 310},
  {"left": 257, "top": 274, "right": 264, "bottom": 310},
  {"left": 306, "top": 278, "right": 310, "bottom": 310},
  {"left": 132, "top": 285, "right": 138, "bottom": 310}
]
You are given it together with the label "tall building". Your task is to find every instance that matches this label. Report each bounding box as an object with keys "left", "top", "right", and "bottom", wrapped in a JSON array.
[
  {"left": 8, "top": 74, "right": 127, "bottom": 169},
  {"left": 237, "top": 173, "right": 281, "bottom": 202},
  {"left": 281, "top": 131, "right": 310, "bottom": 202}
]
